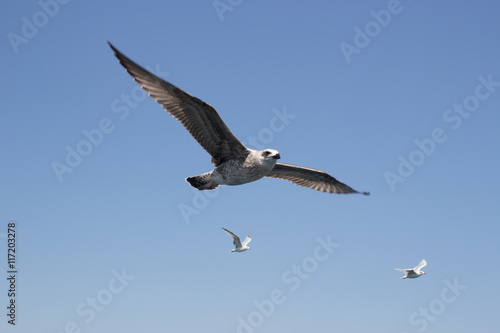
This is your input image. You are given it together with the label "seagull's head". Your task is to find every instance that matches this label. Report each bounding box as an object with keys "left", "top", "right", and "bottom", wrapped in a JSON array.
[
  {"left": 421, "top": 271, "right": 426, "bottom": 275},
  {"left": 261, "top": 149, "right": 281, "bottom": 161}
]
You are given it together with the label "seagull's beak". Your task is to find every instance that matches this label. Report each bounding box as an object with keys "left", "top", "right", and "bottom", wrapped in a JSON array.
[{"left": 273, "top": 154, "right": 281, "bottom": 160}]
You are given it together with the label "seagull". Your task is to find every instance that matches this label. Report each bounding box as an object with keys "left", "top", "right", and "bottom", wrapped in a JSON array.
[
  {"left": 396, "top": 259, "right": 427, "bottom": 279},
  {"left": 222, "top": 228, "right": 251, "bottom": 252},
  {"left": 108, "top": 42, "right": 369, "bottom": 195}
]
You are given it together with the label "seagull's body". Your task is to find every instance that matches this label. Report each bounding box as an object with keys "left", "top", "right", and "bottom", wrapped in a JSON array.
[
  {"left": 396, "top": 259, "right": 427, "bottom": 279},
  {"left": 222, "top": 228, "right": 251, "bottom": 252},
  {"left": 188, "top": 149, "right": 280, "bottom": 190},
  {"left": 108, "top": 42, "right": 369, "bottom": 195}
]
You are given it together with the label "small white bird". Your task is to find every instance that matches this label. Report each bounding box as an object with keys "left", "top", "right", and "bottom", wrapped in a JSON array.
[
  {"left": 222, "top": 228, "right": 251, "bottom": 252},
  {"left": 396, "top": 259, "right": 427, "bottom": 279}
]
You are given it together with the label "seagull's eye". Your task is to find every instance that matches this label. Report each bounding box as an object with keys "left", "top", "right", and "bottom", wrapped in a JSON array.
[{"left": 263, "top": 151, "right": 270, "bottom": 156}]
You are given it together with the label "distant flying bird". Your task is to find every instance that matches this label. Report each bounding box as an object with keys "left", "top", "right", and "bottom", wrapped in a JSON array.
[
  {"left": 222, "top": 228, "right": 251, "bottom": 252},
  {"left": 396, "top": 259, "right": 427, "bottom": 279},
  {"left": 108, "top": 42, "right": 369, "bottom": 195}
]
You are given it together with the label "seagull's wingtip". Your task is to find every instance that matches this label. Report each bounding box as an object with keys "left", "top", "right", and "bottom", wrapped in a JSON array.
[{"left": 107, "top": 41, "right": 119, "bottom": 53}]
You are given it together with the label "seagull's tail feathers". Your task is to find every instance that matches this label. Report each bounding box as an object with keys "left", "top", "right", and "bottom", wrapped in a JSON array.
[
  {"left": 395, "top": 268, "right": 408, "bottom": 278},
  {"left": 186, "top": 173, "right": 219, "bottom": 190}
]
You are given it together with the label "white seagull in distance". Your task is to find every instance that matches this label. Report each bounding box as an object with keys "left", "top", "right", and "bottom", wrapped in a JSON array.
[
  {"left": 222, "top": 228, "right": 251, "bottom": 252},
  {"left": 108, "top": 42, "right": 369, "bottom": 195},
  {"left": 396, "top": 259, "right": 427, "bottom": 279}
]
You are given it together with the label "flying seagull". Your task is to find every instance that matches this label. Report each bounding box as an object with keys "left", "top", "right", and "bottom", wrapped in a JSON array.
[
  {"left": 222, "top": 228, "right": 251, "bottom": 252},
  {"left": 396, "top": 259, "right": 427, "bottom": 279},
  {"left": 108, "top": 42, "right": 369, "bottom": 195}
]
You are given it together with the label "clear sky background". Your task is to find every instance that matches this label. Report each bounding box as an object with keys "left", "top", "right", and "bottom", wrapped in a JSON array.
[{"left": 1, "top": 1, "right": 499, "bottom": 332}]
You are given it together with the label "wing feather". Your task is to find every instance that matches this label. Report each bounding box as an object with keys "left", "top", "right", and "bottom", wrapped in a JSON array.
[
  {"left": 266, "top": 163, "right": 369, "bottom": 194},
  {"left": 222, "top": 228, "right": 242, "bottom": 248},
  {"left": 108, "top": 42, "right": 248, "bottom": 166},
  {"left": 414, "top": 259, "right": 427, "bottom": 273},
  {"left": 241, "top": 236, "right": 252, "bottom": 247},
  {"left": 395, "top": 268, "right": 411, "bottom": 272}
]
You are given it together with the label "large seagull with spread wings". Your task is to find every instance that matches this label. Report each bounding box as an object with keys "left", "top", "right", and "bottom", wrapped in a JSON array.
[{"left": 108, "top": 42, "right": 369, "bottom": 195}]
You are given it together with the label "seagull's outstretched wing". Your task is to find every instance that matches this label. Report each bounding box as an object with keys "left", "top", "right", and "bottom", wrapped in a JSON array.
[
  {"left": 108, "top": 42, "right": 248, "bottom": 166},
  {"left": 395, "top": 268, "right": 411, "bottom": 273},
  {"left": 414, "top": 259, "right": 427, "bottom": 273},
  {"left": 241, "top": 236, "right": 252, "bottom": 247},
  {"left": 266, "top": 163, "right": 369, "bottom": 194},
  {"left": 222, "top": 228, "right": 242, "bottom": 248}
]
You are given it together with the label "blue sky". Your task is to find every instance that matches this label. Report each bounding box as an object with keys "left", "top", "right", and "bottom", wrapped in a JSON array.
[{"left": 1, "top": 0, "right": 499, "bottom": 332}]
